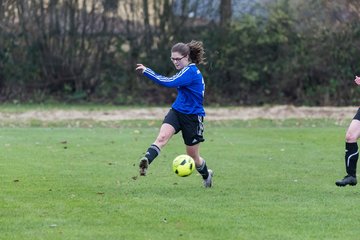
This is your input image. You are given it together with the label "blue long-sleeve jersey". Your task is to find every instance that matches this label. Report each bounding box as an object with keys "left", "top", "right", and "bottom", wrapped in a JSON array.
[{"left": 143, "top": 63, "right": 205, "bottom": 116}]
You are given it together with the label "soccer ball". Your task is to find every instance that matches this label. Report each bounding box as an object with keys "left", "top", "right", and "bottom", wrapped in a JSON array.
[{"left": 172, "top": 154, "right": 195, "bottom": 177}]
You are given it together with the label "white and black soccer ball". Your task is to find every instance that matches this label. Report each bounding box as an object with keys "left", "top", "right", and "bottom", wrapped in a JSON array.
[{"left": 172, "top": 154, "right": 195, "bottom": 177}]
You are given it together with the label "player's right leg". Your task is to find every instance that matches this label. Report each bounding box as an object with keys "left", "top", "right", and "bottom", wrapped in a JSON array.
[{"left": 139, "top": 123, "right": 175, "bottom": 176}]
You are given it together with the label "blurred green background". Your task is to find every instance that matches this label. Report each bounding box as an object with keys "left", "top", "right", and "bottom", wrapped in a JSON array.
[{"left": 1, "top": 0, "right": 359, "bottom": 106}]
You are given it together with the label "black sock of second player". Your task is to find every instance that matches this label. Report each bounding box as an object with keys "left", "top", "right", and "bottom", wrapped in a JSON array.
[{"left": 345, "top": 142, "right": 359, "bottom": 177}]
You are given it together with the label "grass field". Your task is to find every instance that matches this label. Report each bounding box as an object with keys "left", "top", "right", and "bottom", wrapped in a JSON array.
[{"left": 1, "top": 116, "right": 359, "bottom": 240}]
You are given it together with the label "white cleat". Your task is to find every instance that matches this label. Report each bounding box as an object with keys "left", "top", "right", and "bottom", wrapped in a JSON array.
[{"left": 203, "top": 169, "right": 214, "bottom": 188}]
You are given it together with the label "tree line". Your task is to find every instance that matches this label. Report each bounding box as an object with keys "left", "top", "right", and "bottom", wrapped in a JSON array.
[{"left": 1, "top": 0, "right": 360, "bottom": 106}]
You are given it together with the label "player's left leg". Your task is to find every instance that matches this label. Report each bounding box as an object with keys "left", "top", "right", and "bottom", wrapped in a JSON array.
[
  {"left": 180, "top": 112, "right": 212, "bottom": 187},
  {"left": 186, "top": 144, "right": 213, "bottom": 188}
]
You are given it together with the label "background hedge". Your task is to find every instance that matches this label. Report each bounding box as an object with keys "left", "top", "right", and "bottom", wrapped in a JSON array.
[{"left": 1, "top": 0, "right": 360, "bottom": 106}]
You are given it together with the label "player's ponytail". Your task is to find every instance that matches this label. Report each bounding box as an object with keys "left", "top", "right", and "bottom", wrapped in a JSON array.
[
  {"left": 187, "top": 40, "right": 206, "bottom": 65},
  {"left": 171, "top": 40, "right": 206, "bottom": 65}
]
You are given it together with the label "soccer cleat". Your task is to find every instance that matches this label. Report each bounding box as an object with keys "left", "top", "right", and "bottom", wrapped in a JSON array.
[
  {"left": 203, "top": 169, "right": 214, "bottom": 188},
  {"left": 139, "top": 157, "right": 149, "bottom": 176},
  {"left": 335, "top": 175, "right": 357, "bottom": 187}
]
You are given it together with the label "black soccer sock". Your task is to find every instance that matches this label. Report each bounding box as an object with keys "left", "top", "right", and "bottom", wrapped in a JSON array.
[
  {"left": 196, "top": 160, "right": 209, "bottom": 180},
  {"left": 345, "top": 142, "right": 359, "bottom": 177},
  {"left": 144, "top": 144, "right": 161, "bottom": 164}
]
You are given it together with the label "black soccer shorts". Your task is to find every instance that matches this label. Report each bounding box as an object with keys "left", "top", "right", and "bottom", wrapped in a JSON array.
[
  {"left": 163, "top": 108, "right": 205, "bottom": 146},
  {"left": 353, "top": 108, "right": 360, "bottom": 120}
]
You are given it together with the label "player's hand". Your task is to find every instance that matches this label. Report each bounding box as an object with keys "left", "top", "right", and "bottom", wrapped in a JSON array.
[
  {"left": 136, "top": 64, "right": 146, "bottom": 73},
  {"left": 355, "top": 76, "right": 360, "bottom": 85}
]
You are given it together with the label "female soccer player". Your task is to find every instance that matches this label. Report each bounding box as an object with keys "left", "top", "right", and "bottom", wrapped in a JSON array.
[
  {"left": 335, "top": 76, "right": 360, "bottom": 187},
  {"left": 135, "top": 40, "right": 213, "bottom": 188}
]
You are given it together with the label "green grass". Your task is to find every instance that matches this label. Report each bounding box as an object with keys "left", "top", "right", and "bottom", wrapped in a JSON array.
[{"left": 0, "top": 119, "right": 358, "bottom": 240}]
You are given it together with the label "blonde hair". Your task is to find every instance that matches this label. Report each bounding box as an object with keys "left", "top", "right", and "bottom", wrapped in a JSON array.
[{"left": 171, "top": 40, "right": 206, "bottom": 64}]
